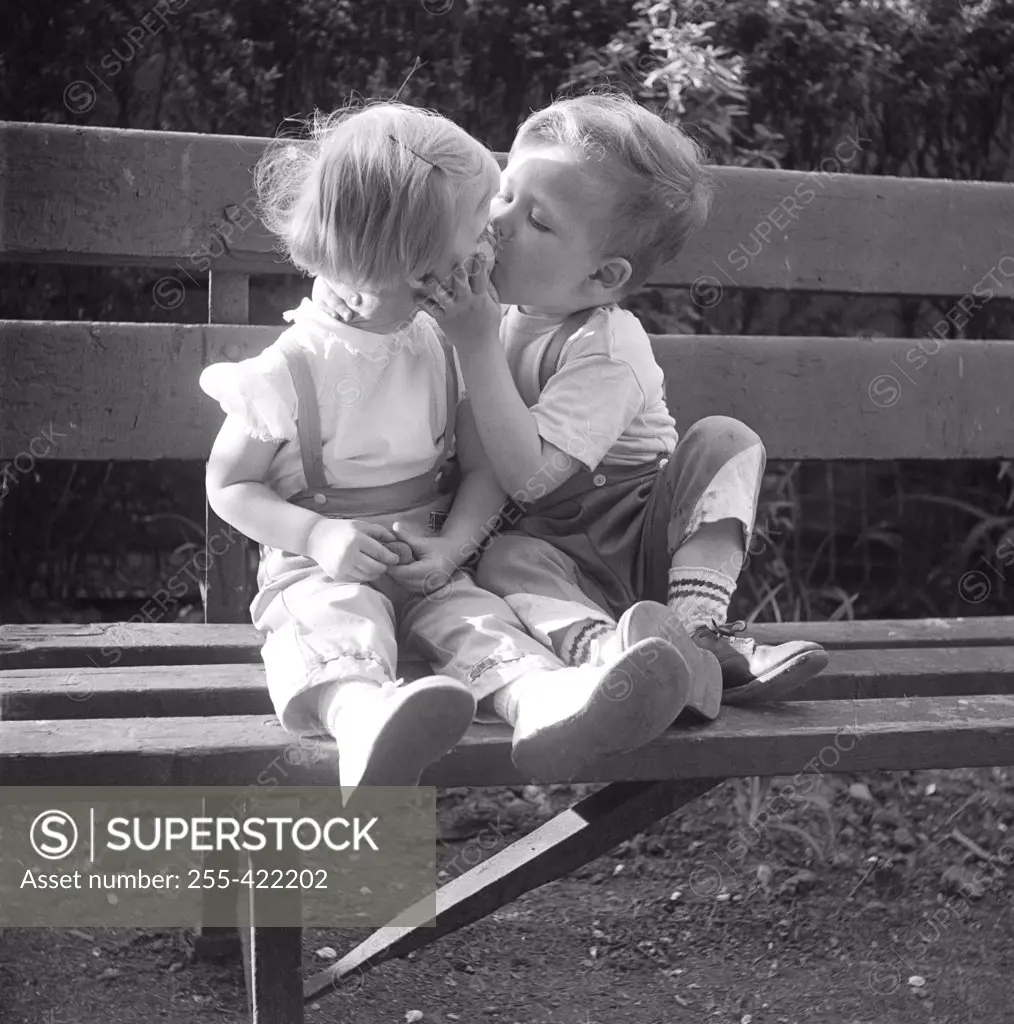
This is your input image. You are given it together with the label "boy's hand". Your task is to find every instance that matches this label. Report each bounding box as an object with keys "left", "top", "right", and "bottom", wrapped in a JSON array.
[
  {"left": 311, "top": 277, "right": 357, "bottom": 323},
  {"left": 305, "top": 517, "right": 401, "bottom": 582},
  {"left": 424, "top": 254, "right": 501, "bottom": 349},
  {"left": 386, "top": 540, "right": 416, "bottom": 564},
  {"left": 385, "top": 523, "right": 465, "bottom": 597}
]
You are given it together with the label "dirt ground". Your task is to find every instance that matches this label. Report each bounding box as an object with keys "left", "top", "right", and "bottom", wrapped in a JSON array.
[{"left": 2, "top": 767, "right": 1012, "bottom": 1024}]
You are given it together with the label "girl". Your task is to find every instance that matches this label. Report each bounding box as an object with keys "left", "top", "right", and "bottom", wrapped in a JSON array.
[{"left": 201, "top": 102, "right": 696, "bottom": 792}]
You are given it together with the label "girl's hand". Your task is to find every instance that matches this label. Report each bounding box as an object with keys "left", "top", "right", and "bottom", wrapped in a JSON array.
[
  {"left": 424, "top": 255, "right": 501, "bottom": 349},
  {"left": 305, "top": 517, "right": 402, "bottom": 582},
  {"left": 385, "top": 523, "right": 466, "bottom": 596},
  {"left": 311, "top": 277, "right": 357, "bottom": 323}
]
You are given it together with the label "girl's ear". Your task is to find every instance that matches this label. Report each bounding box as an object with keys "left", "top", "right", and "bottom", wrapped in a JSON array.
[{"left": 589, "top": 257, "right": 632, "bottom": 294}]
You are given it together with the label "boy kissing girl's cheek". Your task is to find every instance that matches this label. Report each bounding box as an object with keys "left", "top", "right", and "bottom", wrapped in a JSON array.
[{"left": 488, "top": 142, "right": 622, "bottom": 313}]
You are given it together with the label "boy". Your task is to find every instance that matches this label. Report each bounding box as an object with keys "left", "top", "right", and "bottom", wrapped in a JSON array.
[{"left": 424, "top": 93, "right": 828, "bottom": 743}]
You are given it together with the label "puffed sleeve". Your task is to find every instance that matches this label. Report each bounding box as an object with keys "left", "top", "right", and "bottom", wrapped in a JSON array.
[{"left": 199, "top": 343, "right": 298, "bottom": 443}]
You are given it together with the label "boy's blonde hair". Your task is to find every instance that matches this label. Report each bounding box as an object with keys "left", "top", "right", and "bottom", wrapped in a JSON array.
[
  {"left": 514, "top": 93, "right": 713, "bottom": 290},
  {"left": 256, "top": 101, "right": 499, "bottom": 289}
]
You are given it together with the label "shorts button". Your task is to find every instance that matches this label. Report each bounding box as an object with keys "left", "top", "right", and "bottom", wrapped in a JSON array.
[
  {"left": 659, "top": 457, "right": 669, "bottom": 469},
  {"left": 313, "top": 493, "right": 327, "bottom": 505},
  {"left": 592, "top": 473, "right": 607, "bottom": 487}
]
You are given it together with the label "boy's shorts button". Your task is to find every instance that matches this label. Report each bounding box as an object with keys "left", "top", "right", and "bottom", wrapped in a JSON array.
[
  {"left": 313, "top": 493, "right": 327, "bottom": 505},
  {"left": 592, "top": 473, "right": 607, "bottom": 487}
]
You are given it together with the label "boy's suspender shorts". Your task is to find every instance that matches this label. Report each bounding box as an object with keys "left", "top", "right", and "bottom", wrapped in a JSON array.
[
  {"left": 501, "top": 456, "right": 668, "bottom": 619},
  {"left": 480, "top": 314, "right": 768, "bottom": 621},
  {"left": 494, "top": 415, "right": 763, "bottom": 622}
]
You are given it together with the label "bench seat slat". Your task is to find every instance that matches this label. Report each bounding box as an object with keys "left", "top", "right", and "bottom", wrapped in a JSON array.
[
  {"left": 5, "top": 619, "right": 1014, "bottom": 670},
  {"left": 0, "top": 623, "right": 264, "bottom": 669},
  {"left": 6, "top": 322, "right": 1014, "bottom": 461},
  {"left": 2, "top": 697, "right": 1012, "bottom": 788},
  {"left": 5, "top": 647, "right": 1014, "bottom": 720}
]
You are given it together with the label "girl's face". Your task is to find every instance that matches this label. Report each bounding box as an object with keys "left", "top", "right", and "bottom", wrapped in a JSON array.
[
  {"left": 489, "top": 142, "right": 615, "bottom": 316},
  {"left": 338, "top": 182, "right": 495, "bottom": 334}
]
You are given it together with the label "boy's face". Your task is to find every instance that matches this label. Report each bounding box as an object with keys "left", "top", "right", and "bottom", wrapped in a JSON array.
[{"left": 489, "top": 142, "right": 618, "bottom": 315}]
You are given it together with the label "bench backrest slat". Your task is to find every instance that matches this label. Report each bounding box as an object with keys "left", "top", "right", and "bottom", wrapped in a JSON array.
[
  {"left": 3, "top": 122, "right": 1013, "bottom": 298},
  {"left": 4, "top": 321, "right": 1014, "bottom": 461}
]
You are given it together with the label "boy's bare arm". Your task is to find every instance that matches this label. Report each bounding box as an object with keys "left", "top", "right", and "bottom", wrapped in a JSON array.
[
  {"left": 452, "top": 341, "right": 582, "bottom": 499},
  {"left": 438, "top": 399, "right": 511, "bottom": 557},
  {"left": 386, "top": 401, "right": 509, "bottom": 591},
  {"left": 427, "top": 265, "right": 581, "bottom": 497}
]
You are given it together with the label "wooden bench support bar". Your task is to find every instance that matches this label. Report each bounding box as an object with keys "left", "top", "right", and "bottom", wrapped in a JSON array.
[{"left": 304, "top": 778, "right": 716, "bottom": 1002}]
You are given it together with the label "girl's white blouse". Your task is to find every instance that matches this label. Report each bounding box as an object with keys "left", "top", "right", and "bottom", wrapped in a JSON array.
[{"left": 199, "top": 299, "right": 459, "bottom": 500}]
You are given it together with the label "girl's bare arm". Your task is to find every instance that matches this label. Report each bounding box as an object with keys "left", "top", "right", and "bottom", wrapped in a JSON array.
[
  {"left": 206, "top": 416, "right": 325, "bottom": 555},
  {"left": 205, "top": 416, "right": 398, "bottom": 575}
]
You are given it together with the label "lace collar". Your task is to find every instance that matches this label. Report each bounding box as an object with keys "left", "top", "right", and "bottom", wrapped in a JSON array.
[{"left": 282, "top": 298, "right": 428, "bottom": 357}]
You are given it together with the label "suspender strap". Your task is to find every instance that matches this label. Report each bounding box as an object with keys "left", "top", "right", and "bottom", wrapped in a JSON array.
[
  {"left": 537, "top": 308, "right": 597, "bottom": 393},
  {"left": 276, "top": 335, "right": 459, "bottom": 512},
  {"left": 440, "top": 341, "right": 458, "bottom": 463},
  {"left": 277, "top": 339, "right": 328, "bottom": 492}
]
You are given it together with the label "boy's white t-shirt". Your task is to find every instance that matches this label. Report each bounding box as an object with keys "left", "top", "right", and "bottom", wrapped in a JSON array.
[
  {"left": 500, "top": 304, "right": 678, "bottom": 471},
  {"left": 199, "top": 298, "right": 459, "bottom": 500}
]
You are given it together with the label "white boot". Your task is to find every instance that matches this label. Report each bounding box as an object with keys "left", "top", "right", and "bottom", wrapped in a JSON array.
[
  {"left": 323, "top": 676, "right": 476, "bottom": 801},
  {"left": 507, "top": 637, "right": 691, "bottom": 782},
  {"left": 605, "top": 601, "right": 723, "bottom": 721}
]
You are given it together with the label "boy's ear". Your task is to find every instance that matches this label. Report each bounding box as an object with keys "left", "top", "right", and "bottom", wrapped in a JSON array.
[{"left": 589, "top": 257, "right": 632, "bottom": 294}]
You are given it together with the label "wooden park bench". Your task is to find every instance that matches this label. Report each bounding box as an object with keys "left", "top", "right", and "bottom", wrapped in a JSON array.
[{"left": 2, "top": 121, "right": 1014, "bottom": 1022}]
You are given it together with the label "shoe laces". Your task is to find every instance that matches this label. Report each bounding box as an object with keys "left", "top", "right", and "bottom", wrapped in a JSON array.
[
  {"left": 705, "top": 619, "right": 748, "bottom": 637},
  {"left": 702, "top": 620, "right": 758, "bottom": 655}
]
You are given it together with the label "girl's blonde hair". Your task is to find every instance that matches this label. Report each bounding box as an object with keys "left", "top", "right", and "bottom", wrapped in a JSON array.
[
  {"left": 256, "top": 101, "right": 499, "bottom": 289},
  {"left": 514, "top": 93, "right": 714, "bottom": 291}
]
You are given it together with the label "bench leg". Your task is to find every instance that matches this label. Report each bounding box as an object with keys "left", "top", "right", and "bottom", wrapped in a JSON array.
[
  {"left": 193, "top": 796, "right": 242, "bottom": 962},
  {"left": 240, "top": 847, "right": 304, "bottom": 1023},
  {"left": 304, "top": 778, "right": 718, "bottom": 1002},
  {"left": 240, "top": 924, "right": 304, "bottom": 1023}
]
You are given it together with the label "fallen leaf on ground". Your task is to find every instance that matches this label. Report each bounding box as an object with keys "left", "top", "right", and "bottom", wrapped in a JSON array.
[
  {"left": 849, "top": 782, "right": 874, "bottom": 803},
  {"left": 941, "top": 864, "right": 989, "bottom": 899},
  {"left": 778, "top": 869, "right": 817, "bottom": 895}
]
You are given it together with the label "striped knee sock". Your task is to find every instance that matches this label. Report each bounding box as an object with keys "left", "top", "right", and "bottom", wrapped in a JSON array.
[
  {"left": 549, "top": 617, "right": 615, "bottom": 666},
  {"left": 667, "top": 566, "right": 737, "bottom": 634},
  {"left": 503, "top": 594, "right": 615, "bottom": 667}
]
